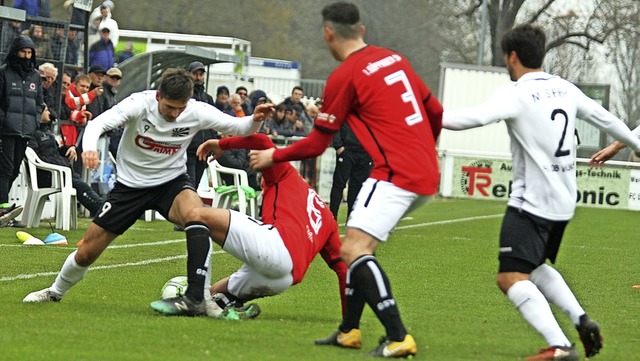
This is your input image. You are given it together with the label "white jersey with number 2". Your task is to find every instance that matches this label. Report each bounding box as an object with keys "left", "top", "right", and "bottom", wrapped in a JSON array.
[{"left": 443, "top": 71, "right": 640, "bottom": 221}]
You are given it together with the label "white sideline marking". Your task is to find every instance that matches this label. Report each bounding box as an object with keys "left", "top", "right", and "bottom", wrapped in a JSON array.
[
  {"left": 2, "top": 215, "right": 502, "bottom": 283},
  {"left": 0, "top": 239, "right": 186, "bottom": 249},
  {"left": 395, "top": 214, "right": 503, "bottom": 230},
  {"left": 338, "top": 214, "right": 502, "bottom": 228},
  {"left": 0, "top": 250, "right": 226, "bottom": 282}
]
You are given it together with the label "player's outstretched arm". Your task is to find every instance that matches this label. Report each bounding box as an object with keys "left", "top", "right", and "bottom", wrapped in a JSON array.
[
  {"left": 589, "top": 141, "right": 626, "bottom": 167},
  {"left": 251, "top": 103, "right": 275, "bottom": 122},
  {"left": 197, "top": 139, "right": 222, "bottom": 161}
]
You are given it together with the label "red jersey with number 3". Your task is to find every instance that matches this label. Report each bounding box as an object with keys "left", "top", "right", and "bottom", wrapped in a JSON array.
[{"left": 317, "top": 45, "right": 442, "bottom": 195}]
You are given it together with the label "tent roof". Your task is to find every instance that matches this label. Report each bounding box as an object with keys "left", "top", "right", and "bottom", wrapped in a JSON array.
[{"left": 116, "top": 45, "right": 239, "bottom": 100}]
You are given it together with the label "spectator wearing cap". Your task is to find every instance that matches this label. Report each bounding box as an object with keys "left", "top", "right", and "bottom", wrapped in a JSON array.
[
  {"left": 88, "top": 24, "right": 115, "bottom": 72},
  {"left": 184, "top": 61, "right": 217, "bottom": 195},
  {"left": 87, "top": 64, "right": 106, "bottom": 90},
  {"left": 102, "top": 67, "right": 121, "bottom": 111},
  {"left": 249, "top": 89, "right": 268, "bottom": 112},
  {"left": 214, "top": 85, "right": 230, "bottom": 112},
  {"left": 235, "top": 86, "right": 252, "bottom": 115},
  {"left": 100, "top": 67, "right": 123, "bottom": 157},
  {"left": 85, "top": 66, "right": 115, "bottom": 128}
]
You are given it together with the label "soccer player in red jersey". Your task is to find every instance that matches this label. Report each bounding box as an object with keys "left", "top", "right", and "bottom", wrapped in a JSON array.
[
  {"left": 249, "top": 2, "right": 443, "bottom": 357},
  {"left": 196, "top": 134, "right": 347, "bottom": 319}
]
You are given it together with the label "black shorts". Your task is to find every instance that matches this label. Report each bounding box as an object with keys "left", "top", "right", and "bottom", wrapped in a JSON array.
[
  {"left": 93, "top": 173, "right": 195, "bottom": 235},
  {"left": 498, "top": 206, "right": 568, "bottom": 274}
]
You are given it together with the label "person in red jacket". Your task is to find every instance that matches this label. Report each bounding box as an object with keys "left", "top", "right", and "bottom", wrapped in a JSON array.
[
  {"left": 192, "top": 133, "right": 347, "bottom": 320},
  {"left": 60, "top": 73, "right": 102, "bottom": 147}
]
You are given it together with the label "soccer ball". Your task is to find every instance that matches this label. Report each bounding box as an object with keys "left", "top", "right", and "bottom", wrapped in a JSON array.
[{"left": 160, "top": 276, "right": 188, "bottom": 299}]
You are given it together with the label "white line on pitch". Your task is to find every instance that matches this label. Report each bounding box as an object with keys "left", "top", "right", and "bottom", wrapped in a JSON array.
[
  {"left": 0, "top": 250, "right": 226, "bottom": 282},
  {"left": 395, "top": 214, "right": 503, "bottom": 230},
  {"left": 338, "top": 213, "right": 503, "bottom": 228},
  {"left": 0, "top": 239, "right": 186, "bottom": 249},
  {"left": 2, "top": 215, "right": 503, "bottom": 282}
]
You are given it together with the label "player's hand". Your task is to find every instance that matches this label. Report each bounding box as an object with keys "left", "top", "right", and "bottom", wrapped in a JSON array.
[
  {"left": 197, "top": 139, "right": 222, "bottom": 161},
  {"left": 249, "top": 148, "right": 275, "bottom": 170},
  {"left": 252, "top": 103, "right": 275, "bottom": 122},
  {"left": 65, "top": 146, "right": 77, "bottom": 162},
  {"left": 589, "top": 141, "right": 624, "bottom": 167},
  {"left": 82, "top": 150, "right": 99, "bottom": 169}
]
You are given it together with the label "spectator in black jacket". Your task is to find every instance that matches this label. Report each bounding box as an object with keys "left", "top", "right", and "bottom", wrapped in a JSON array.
[
  {"left": 185, "top": 61, "right": 218, "bottom": 189},
  {"left": 0, "top": 35, "right": 44, "bottom": 225},
  {"left": 329, "top": 122, "right": 372, "bottom": 220},
  {"left": 29, "top": 107, "right": 105, "bottom": 216}
]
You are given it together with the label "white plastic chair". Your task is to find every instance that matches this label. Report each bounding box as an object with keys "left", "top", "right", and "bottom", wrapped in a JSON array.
[
  {"left": 22, "top": 147, "right": 77, "bottom": 230},
  {"left": 203, "top": 159, "right": 257, "bottom": 217}
]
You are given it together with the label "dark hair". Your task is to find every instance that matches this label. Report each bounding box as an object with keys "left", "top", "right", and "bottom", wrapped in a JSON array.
[
  {"left": 500, "top": 24, "right": 546, "bottom": 69},
  {"left": 235, "top": 86, "right": 248, "bottom": 93},
  {"left": 157, "top": 68, "right": 193, "bottom": 101},
  {"left": 321, "top": 2, "right": 361, "bottom": 40}
]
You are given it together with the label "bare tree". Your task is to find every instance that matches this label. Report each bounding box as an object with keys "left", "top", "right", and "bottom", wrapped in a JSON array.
[
  {"left": 446, "top": 0, "right": 635, "bottom": 67},
  {"left": 605, "top": 2, "right": 640, "bottom": 126}
]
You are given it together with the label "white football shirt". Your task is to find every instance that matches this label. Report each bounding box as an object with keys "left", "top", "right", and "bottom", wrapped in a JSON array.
[
  {"left": 83, "top": 90, "right": 262, "bottom": 188},
  {"left": 443, "top": 71, "right": 640, "bottom": 221}
]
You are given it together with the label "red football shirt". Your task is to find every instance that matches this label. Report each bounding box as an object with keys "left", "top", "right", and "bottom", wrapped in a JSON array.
[
  {"left": 274, "top": 45, "right": 442, "bottom": 195},
  {"left": 220, "top": 134, "right": 345, "bottom": 286}
]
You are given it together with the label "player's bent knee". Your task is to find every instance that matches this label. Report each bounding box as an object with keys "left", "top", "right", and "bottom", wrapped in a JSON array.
[{"left": 496, "top": 272, "right": 530, "bottom": 293}]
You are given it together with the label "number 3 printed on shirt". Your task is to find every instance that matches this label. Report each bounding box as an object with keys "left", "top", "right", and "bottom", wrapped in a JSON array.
[{"left": 384, "top": 70, "right": 423, "bottom": 126}]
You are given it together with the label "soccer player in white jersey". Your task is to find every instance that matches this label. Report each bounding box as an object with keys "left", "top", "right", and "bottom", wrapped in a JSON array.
[
  {"left": 23, "top": 68, "right": 273, "bottom": 316},
  {"left": 443, "top": 24, "right": 640, "bottom": 361}
]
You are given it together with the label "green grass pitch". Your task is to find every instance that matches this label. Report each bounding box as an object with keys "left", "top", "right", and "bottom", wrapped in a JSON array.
[{"left": 0, "top": 198, "right": 638, "bottom": 360}]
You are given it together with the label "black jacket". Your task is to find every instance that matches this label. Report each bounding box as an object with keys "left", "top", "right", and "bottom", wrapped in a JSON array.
[
  {"left": 0, "top": 35, "right": 43, "bottom": 139},
  {"left": 28, "top": 124, "right": 73, "bottom": 168},
  {"left": 332, "top": 122, "right": 367, "bottom": 153},
  {"left": 187, "top": 84, "right": 218, "bottom": 153}
]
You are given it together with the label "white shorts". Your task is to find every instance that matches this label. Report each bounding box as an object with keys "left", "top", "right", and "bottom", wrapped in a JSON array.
[
  {"left": 347, "top": 178, "right": 431, "bottom": 242},
  {"left": 223, "top": 211, "right": 294, "bottom": 300}
]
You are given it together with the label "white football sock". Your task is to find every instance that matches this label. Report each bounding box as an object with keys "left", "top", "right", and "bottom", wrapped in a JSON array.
[
  {"left": 530, "top": 264, "right": 585, "bottom": 325},
  {"left": 50, "top": 250, "right": 89, "bottom": 296},
  {"left": 507, "top": 280, "right": 571, "bottom": 347}
]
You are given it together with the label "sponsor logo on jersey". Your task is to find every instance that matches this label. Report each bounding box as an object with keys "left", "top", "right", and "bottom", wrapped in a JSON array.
[
  {"left": 316, "top": 112, "right": 336, "bottom": 124},
  {"left": 135, "top": 135, "right": 181, "bottom": 155},
  {"left": 171, "top": 127, "right": 190, "bottom": 137}
]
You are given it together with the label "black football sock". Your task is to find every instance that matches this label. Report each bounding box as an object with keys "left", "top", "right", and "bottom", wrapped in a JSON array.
[
  {"left": 184, "top": 221, "right": 211, "bottom": 303},
  {"left": 339, "top": 266, "right": 366, "bottom": 332},
  {"left": 348, "top": 255, "right": 407, "bottom": 341}
]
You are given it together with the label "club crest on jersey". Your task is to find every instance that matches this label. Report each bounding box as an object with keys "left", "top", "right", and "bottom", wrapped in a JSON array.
[
  {"left": 316, "top": 112, "right": 336, "bottom": 124},
  {"left": 171, "top": 127, "right": 190, "bottom": 137},
  {"left": 135, "top": 135, "right": 181, "bottom": 155}
]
